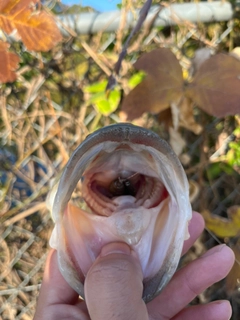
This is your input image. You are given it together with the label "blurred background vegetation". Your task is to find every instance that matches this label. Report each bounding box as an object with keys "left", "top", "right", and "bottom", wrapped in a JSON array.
[{"left": 0, "top": 0, "right": 239, "bottom": 319}]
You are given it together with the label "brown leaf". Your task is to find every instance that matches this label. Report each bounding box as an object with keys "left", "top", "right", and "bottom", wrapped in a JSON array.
[
  {"left": 16, "top": 11, "right": 62, "bottom": 51},
  {"left": 0, "top": 0, "right": 37, "bottom": 34},
  {"left": 186, "top": 54, "right": 240, "bottom": 117},
  {"left": 0, "top": 0, "right": 33, "bottom": 12},
  {"left": 157, "top": 108, "right": 173, "bottom": 128},
  {"left": 121, "top": 48, "right": 184, "bottom": 120},
  {"left": 190, "top": 48, "right": 212, "bottom": 76},
  {"left": 0, "top": 0, "right": 13, "bottom": 12},
  {"left": 0, "top": 0, "right": 62, "bottom": 51},
  {"left": 0, "top": 41, "right": 20, "bottom": 83}
]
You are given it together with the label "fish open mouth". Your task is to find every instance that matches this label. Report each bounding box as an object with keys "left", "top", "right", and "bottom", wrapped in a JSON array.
[
  {"left": 67, "top": 143, "right": 171, "bottom": 220},
  {"left": 81, "top": 149, "right": 169, "bottom": 217},
  {"left": 49, "top": 124, "right": 192, "bottom": 303},
  {"left": 89, "top": 173, "right": 168, "bottom": 208}
]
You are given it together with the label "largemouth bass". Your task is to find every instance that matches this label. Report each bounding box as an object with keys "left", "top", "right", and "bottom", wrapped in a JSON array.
[{"left": 48, "top": 123, "right": 192, "bottom": 303}]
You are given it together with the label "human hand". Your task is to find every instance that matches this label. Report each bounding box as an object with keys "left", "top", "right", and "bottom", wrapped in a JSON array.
[{"left": 34, "top": 211, "right": 234, "bottom": 320}]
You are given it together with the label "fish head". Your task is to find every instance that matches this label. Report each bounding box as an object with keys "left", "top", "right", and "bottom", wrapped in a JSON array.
[{"left": 48, "top": 123, "right": 192, "bottom": 303}]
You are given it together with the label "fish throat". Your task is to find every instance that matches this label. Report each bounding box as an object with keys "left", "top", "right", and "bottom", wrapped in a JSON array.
[
  {"left": 108, "top": 173, "right": 141, "bottom": 197},
  {"left": 79, "top": 146, "right": 168, "bottom": 217}
]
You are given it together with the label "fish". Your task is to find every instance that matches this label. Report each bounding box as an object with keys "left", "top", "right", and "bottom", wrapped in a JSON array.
[{"left": 48, "top": 123, "right": 192, "bottom": 303}]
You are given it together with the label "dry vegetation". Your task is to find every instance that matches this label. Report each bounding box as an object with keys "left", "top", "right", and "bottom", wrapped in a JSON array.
[{"left": 0, "top": 0, "right": 240, "bottom": 319}]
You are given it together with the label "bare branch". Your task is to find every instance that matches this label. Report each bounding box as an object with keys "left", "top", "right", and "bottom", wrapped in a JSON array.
[{"left": 106, "top": 0, "right": 153, "bottom": 91}]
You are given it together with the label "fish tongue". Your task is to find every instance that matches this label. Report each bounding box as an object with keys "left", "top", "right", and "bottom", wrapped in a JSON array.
[{"left": 112, "top": 195, "right": 137, "bottom": 210}]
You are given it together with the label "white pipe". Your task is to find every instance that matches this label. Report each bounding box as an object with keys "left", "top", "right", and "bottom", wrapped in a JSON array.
[{"left": 58, "top": 2, "right": 233, "bottom": 35}]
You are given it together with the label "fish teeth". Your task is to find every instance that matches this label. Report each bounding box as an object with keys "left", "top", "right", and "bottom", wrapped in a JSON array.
[
  {"left": 82, "top": 181, "right": 115, "bottom": 216},
  {"left": 136, "top": 177, "right": 154, "bottom": 206},
  {"left": 143, "top": 181, "right": 165, "bottom": 208}
]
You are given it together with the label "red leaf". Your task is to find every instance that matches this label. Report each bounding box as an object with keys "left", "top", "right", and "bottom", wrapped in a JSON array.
[
  {"left": 0, "top": 41, "right": 20, "bottom": 83},
  {"left": 0, "top": 0, "right": 62, "bottom": 51}
]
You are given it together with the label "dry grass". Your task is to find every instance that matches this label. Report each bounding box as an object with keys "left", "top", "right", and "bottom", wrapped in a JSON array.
[{"left": 0, "top": 4, "right": 240, "bottom": 319}]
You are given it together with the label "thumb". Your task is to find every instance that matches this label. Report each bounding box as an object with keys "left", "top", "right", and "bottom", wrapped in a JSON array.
[{"left": 84, "top": 242, "right": 148, "bottom": 320}]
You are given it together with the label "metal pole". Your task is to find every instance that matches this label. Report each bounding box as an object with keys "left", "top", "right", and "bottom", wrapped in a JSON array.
[{"left": 58, "top": 2, "right": 233, "bottom": 36}]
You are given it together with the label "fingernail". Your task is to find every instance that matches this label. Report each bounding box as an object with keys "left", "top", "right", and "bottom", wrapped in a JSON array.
[
  {"left": 100, "top": 242, "right": 132, "bottom": 257},
  {"left": 201, "top": 244, "right": 226, "bottom": 258},
  {"left": 209, "top": 300, "right": 232, "bottom": 320}
]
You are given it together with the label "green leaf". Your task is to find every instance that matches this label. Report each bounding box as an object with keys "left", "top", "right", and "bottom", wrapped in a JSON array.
[
  {"left": 226, "top": 141, "right": 240, "bottom": 167},
  {"left": 84, "top": 79, "right": 120, "bottom": 115},
  {"left": 233, "top": 127, "right": 240, "bottom": 135},
  {"left": 128, "top": 71, "right": 145, "bottom": 89},
  {"left": 95, "top": 90, "right": 121, "bottom": 116},
  {"left": 206, "top": 162, "right": 234, "bottom": 180},
  {"left": 88, "top": 92, "right": 106, "bottom": 104},
  {"left": 84, "top": 80, "right": 107, "bottom": 93},
  {"left": 75, "top": 61, "right": 88, "bottom": 78},
  {"left": 95, "top": 100, "right": 112, "bottom": 115},
  {"left": 108, "top": 90, "right": 121, "bottom": 108}
]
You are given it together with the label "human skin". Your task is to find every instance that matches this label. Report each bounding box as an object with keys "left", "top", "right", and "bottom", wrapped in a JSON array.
[{"left": 34, "top": 211, "right": 235, "bottom": 320}]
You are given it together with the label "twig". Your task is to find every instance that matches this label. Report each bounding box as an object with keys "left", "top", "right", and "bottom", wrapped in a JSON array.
[
  {"left": 0, "top": 94, "right": 12, "bottom": 142},
  {"left": 115, "top": 0, "right": 129, "bottom": 52},
  {"left": 0, "top": 186, "right": 49, "bottom": 223},
  {"left": 11, "top": 166, "right": 36, "bottom": 192},
  {"left": 15, "top": 124, "right": 69, "bottom": 169},
  {"left": 22, "top": 75, "right": 45, "bottom": 111},
  {"left": 128, "top": 5, "right": 163, "bottom": 53},
  {"left": 106, "top": 0, "right": 152, "bottom": 91},
  {"left": 52, "top": 137, "right": 69, "bottom": 165},
  {"left": 3, "top": 202, "right": 46, "bottom": 227},
  {"left": 0, "top": 284, "right": 41, "bottom": 296},
  {"left": 81, "top": 41, "right": 111, "bottom": 76}
]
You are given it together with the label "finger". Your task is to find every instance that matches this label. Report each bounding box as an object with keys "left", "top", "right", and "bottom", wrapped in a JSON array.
[
  {"left": 35, "top": 250, "right": 79, "bottom": 308},
  {"left": 85, "top": 242, "right": 148, "bottom": 320},
  {"left": 148, "top": 244, "right": 235, "bottom": 320},
  {"left": 182, "top": 211, "right": 205, "bottom": 256},
  {"left": 172, "top": 300, "right": 232, "bottom": 320}
]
